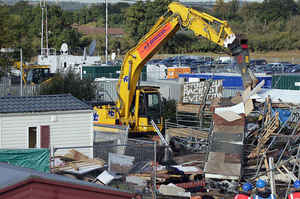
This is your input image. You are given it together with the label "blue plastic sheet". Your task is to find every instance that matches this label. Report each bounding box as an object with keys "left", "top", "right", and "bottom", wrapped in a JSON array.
[{"left": 272, "top": 108, "right": 291, "bottom": 124}]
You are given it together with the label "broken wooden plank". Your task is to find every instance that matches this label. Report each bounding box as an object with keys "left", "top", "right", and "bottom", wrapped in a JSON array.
[{"left": 269, "top": 157, "right": 277, "bottom": 197}]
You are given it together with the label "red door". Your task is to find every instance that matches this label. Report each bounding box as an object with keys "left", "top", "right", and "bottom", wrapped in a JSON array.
[{"left": 40, "top": 126, "right": 50, "bottom": 148}]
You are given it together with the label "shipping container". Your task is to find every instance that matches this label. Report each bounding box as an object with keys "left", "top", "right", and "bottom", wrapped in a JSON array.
[
  {"left": 167, "top": 67, "right": 191, "bottom": 79},
  {"left": 272, "top": 74, "right": 300, "bottom": 90}
]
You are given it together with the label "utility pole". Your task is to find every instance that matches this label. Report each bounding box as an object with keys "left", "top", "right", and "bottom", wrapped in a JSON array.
[
  {"left": 40, "top": 0, "right": 48, "bottom": 56},
  {"left": 20, "top": 48, "right": 23, "bottom": 96},
  {"left": 45, "top": 0, "right": 48, "bottom": 56},
  {"left": 41, "top": 0, "right": 44, "bottom": 55},
  {"left": 105, "top": 0, "right": 108, "bottom": 64}
]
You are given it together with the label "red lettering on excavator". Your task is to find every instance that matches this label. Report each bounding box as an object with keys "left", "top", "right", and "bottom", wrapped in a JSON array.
[{"left": 137, "top": 23, "right": 173, "bottom": 59}]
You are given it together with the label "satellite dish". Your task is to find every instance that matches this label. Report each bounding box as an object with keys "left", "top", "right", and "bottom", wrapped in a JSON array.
[{"left": 60, "top": 43, "right": 68, "bottom": 55}]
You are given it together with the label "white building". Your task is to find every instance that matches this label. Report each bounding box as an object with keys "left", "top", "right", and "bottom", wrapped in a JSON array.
[
  {"left": 0, "top": 94, "right": 94, "bottom": 158},
  {"left": 38, "top": 44, "right": 101, "bottom": 74}
]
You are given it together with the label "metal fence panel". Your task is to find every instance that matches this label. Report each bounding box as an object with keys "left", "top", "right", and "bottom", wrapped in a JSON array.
[
  {"left": 94, "top": 79, "right": 182, "bottom": 103},
  {"left": 0, "top": 84, "right": 40, "bottom": 97},
  {"left": 93, "top": 137, "right": 158, "bottom": 195},
  {"left": 0, "top": 77, "right": 40, "bottom": 97},
  {"left": 222, "top": 88, "right": 244, "bottom": 98}
]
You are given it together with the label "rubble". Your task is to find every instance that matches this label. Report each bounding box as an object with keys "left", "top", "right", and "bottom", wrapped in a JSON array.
[
  {"left": 52, "top": 149, "right": 106, "bottom": 181},
  {"left": 48, "top": 80, "right": 300, "bottom": 198}
]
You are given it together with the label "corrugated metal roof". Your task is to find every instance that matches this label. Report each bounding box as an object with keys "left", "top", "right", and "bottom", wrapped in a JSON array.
[
  {"left": 0, "top": 94, "right": 92, "bottom": 113},
  {"left": 0, "top": 162, "right": 133, "bottom": 195}
]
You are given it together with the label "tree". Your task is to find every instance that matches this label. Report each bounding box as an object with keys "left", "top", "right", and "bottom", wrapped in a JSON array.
[
  {"left": 0, "top": 6, "right": 11, "bottom": 49},
  {"left": 40, "top": 71, "right": 96, "bottom": 101},
  {"left": 212, "top": 0, "right": 227, "bottom": 19},
  {"left": 162, "top": 98, "right": 176, "bottom": 123},
  {"left": 260, "top": 0, "right": 298, "bottom": 22},
  {"left": 124, "top": 0, "right": 171, "bottom": 42}
]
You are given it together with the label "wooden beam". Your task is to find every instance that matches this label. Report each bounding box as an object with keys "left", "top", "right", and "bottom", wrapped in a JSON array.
[{"left": 269, "top": 157, "right": 276, "bottom": 197}]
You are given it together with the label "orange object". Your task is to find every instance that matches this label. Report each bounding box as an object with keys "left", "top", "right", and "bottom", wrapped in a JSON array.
[{"left": 167, "top": 67, "right": 191, "bottom": 79}]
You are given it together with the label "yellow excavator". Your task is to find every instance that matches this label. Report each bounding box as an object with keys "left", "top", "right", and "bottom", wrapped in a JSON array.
[
  {"left": 93, "top": 2, "right": 257, "bottom": 134},
  {"left": 13, "top": 62, "right": 52, "bottom": 85}
]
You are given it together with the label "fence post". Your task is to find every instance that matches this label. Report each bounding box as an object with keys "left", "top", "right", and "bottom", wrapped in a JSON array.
[
  {"left": 50, "top": 145, "right": 55, "bottom": 173},
  {"left": 153, "top": 141, "right": 157, "bottom": 199}
]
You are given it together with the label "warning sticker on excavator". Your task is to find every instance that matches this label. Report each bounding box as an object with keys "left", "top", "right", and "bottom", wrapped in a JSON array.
[{"left": 137, "top": 22, "right": 173, "bottom": 59}]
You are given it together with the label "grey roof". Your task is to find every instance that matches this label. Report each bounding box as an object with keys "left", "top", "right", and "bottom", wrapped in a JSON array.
[
  {"left": 0, "top": 162, "right": 133, "bottom": 195},
  {"left": 0, "top": 94, "right": 92, "bottom": 113}
]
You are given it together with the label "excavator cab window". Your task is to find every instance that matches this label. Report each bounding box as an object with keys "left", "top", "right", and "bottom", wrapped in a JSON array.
[
  {"left": 147, "top": 93, "right": 160, "bottom": 113},
  {"left": 29, "top": 68, "right": 51, "bottom": 84},
  {"left": 138, "top": 92, "right": 161, "bottom": 124}
]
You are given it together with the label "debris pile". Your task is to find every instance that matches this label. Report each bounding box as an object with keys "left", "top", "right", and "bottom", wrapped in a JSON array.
[
  {"left": 52, "top": 149, "right": 105, "bottom": 182},
  {"left": 51, "top": 79, "right": 300, "bottom": 198},
  {"left": 243, "top": 95, "right": 300, "bottom": 198}
]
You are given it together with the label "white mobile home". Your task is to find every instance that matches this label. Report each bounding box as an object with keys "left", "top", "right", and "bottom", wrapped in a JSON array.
[{"left": 0, "top": 94, "right": 94, "bottom": 158}]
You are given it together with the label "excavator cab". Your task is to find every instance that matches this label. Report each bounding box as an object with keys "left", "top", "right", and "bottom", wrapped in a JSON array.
[
  {"left": 27, "top": 67, "right": 52, "bottom": 84},
  {"left": 132, "top": 86, "right": 163, "bottom": 133}
]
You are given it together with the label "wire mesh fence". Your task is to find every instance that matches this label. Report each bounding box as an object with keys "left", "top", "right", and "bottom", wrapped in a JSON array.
[
  {"left": 94, "top": 139, "right": 157, "bottom": 171},
  {"left": 0, "top": 77, "right": 40, "bottom": 97},
  {"left": 93, "top": 126, "right": 162, "bottom": 196}
]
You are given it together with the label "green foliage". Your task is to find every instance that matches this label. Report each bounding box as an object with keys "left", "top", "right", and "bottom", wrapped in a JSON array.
[
  {"left": 162, "top": 98, "right": 177, "bottom": 123},
  {"left": 213, "top": 0, "right": 240, "bottom": 20},
  {"left": 0, "top": 2, "right": 82, "bottom": 65},
  {"left": 40, "top": 71, "right": 96, "bottom": 101},
  {"left": 260, "top": 0, "right": 298, "bottom": 22},
  {"left": 2, "top": 0, "right": 300, "bottom": 68},
  {"left": 124, "top": 0, "right": 171, "bottom": 41}
]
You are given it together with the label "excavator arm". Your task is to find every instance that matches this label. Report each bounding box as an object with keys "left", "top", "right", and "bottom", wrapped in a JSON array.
[
  {"left": 116, "top": 2, "right": 257, "bottom": 121},
  {"left": 168, "top": 2, "right": 257, "bottom": 89}
]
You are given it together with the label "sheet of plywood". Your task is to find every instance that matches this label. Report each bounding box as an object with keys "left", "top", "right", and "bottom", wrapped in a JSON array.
[
  {"left": 213, "top": 125, "right": 244, "bottom": 134},
  {"left": 166, "top": 128, "right": 208, "bottom": 139},
  {"left": 213, "top": 113, "right": 245, "bottom": 126},
  {"left": 204, "top": 152, "right": 241, "bottom": 179},
  {"left": 177, "top": 104, "right": 201, "bottom": 113},
  {"left": 215, "top": 102, "right": 245, "bottom": 115},
  {"left": 215, "top": 110, "right": 242, "bottom": 122}
]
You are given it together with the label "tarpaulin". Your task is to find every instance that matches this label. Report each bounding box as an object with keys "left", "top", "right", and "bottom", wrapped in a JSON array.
[
  {"left": 0, "top": 148, "right": 50, "bottom": 172},
  {"left": 272, "top": 108, "right": 291, "bottom": 124}
]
